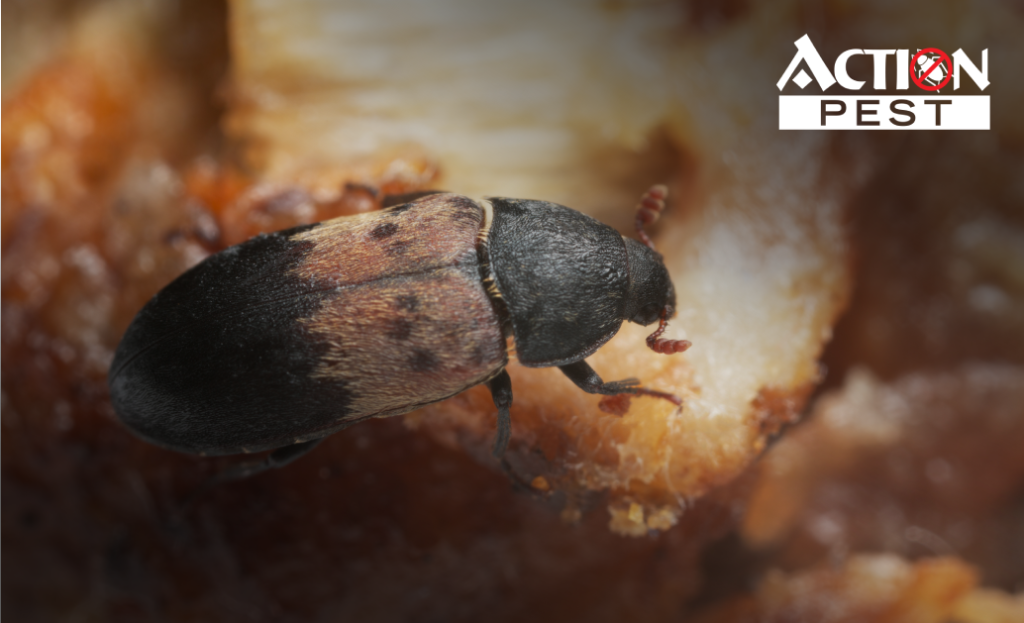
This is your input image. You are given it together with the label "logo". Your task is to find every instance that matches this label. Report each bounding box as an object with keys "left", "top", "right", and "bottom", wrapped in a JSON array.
[
  {"left": 778, "top": 35, "right": 989, "bottom": 130},
  {"left": 911, "top": 48, "right": 950, "bottom": 91}
]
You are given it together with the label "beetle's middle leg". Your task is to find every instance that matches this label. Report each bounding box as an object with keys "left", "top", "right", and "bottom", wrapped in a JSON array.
[
  {"left": 487, "top": 369, "right": 514, "bottom": 458},
  {"left": 485, "top": 370, "right": 549, "bottom": 492}
]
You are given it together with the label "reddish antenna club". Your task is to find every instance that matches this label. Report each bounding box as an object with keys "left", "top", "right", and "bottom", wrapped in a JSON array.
[
  {"left": 633, "top": 185, "right": 690, "bottom": 357},
  {"left": 635, "top": 184, "right": 667, "bottom": 251},
  {"left": 646, "top": 306, "right": 691, "bottom": 355}
]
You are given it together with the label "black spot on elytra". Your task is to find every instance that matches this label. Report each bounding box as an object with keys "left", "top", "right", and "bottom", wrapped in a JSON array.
[
  {"left": 371, "top": 222, "right": 399, "bottom": 240},
  {"left": 408, "top": 349, "right": 438, "bottom": 373},
  {"left": 469, "top": 343, "right": 494, "bottom": 368},
  {"left": 445, "top": 196, "right": 484, "bottom": 226},
  {"left": 396, "top": 295, "right": 419, "bottom": 312},
  {"left": 387, "top": 318, "right": 414, "bottom": 342}
]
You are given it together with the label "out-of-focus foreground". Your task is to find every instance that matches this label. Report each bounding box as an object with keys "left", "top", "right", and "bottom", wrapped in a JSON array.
[{"left": 3, "top": 0, "right": 1023, "bottom": 621}]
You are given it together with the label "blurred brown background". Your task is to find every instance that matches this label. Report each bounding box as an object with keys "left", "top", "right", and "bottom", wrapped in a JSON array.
[{"left": 3, "top": 1, "right": 1023, "bottom": 621}]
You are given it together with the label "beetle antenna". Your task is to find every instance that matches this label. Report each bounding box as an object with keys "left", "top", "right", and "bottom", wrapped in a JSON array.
[
  {"left": 635, "top": 184, "right": 668, "bottom": 251},
  {"left": 646, "top": 306, "right": 691, "bottom": 355}
]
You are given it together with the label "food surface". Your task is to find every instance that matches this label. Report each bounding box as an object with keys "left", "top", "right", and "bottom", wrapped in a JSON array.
[{"left": 3, "top": 0, "right": 1022, "bottom": 621}]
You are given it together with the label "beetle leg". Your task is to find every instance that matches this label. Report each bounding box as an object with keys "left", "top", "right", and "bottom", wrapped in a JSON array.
[
  {"left": 558, "top": 360, "right": 640, "bottom": 395},
  {"left": 561, "top": 361, "right": 684, "bottom": 412},
  {"left": 175, "top": 438, "right": 324, "bottom": 515},
  {"left": 209, "top": 439, "right": 323, "bottom": 486},
  {"left": 267, "top": 438, "right": 324, "bottom": 468},
  {"left": 487, "top": 369, "right": 514, "bottom": 458}
]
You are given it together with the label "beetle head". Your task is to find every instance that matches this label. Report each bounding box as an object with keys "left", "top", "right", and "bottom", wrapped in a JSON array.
[
  {"left": 623, "top": 238, "right": 674, "bottom": 326},
  {"left": 627, "top": 184, "right": 691, "bottom": 356}
]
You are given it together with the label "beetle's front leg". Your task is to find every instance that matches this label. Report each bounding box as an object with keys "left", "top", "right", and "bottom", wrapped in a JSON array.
[
  {"left": 558, "top": 360, "right": 640, "bottom": 395},
  {"left": 559, "top": 360, "right": 683, "bottom": 408}
]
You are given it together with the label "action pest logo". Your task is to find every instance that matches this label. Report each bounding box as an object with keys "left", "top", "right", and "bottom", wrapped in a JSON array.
[{"left": 778, "top": 35, "right": 990, "bottom": 130}]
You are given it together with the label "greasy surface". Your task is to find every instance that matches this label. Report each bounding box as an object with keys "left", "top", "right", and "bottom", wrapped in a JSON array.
[{"left": 4, "top": 0, "right": 1024, "bottom": 621}]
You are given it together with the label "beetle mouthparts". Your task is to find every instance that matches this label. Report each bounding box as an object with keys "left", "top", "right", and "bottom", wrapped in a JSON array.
[
  {"left": 635, "top": 184, "right": 668, "bottom": 251},
  {"left": 646, "top": 306, "right": 691, "bottom": 355}
]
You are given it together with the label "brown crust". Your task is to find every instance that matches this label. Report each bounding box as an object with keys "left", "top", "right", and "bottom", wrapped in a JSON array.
[
  {"left": 749, "top": 382, "right": 815, "bottom": 438},
  {"left": 292, "top": 194, "right": 508, "bottom": 419}
]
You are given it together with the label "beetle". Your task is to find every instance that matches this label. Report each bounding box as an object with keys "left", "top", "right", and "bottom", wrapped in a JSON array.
[{"left": 108, "top": 185, "right": 691, "bottom": 479}]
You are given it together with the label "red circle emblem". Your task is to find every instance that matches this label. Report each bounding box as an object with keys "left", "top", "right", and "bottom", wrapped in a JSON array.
[{"left": 910, "top": 48, "right": 952, "bottom": 91}]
